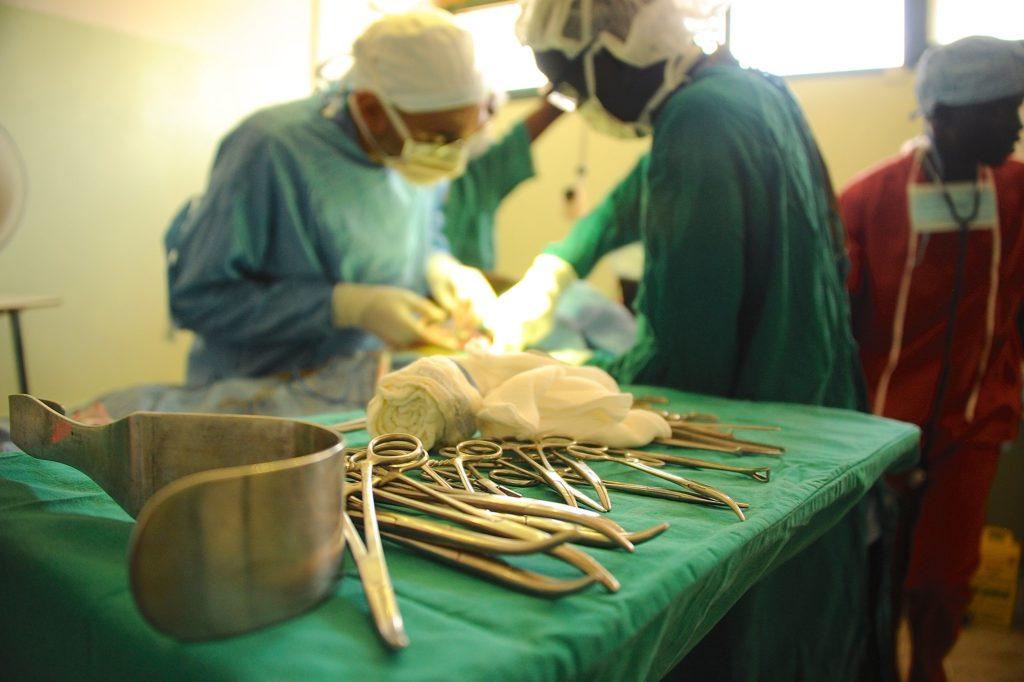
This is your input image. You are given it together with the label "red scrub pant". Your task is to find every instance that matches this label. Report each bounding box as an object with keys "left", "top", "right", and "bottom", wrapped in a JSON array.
[{"left": 890, "top": 443, "right": 1001, "bottom": 682}]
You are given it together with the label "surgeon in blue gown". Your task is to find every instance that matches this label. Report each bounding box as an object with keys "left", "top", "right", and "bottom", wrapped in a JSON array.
[{"left": 166, "top": 10, "right": 504, "bottom": 385}]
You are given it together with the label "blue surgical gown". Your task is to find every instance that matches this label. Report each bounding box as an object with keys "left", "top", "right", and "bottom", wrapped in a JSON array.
[{"left": 165, "top": 95, "right": 447, "bottom": 385}]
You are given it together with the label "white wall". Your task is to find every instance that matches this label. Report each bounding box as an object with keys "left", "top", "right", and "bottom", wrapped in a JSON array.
[{"left": 0, "top": 1, "right": 313, "bottom": 410}]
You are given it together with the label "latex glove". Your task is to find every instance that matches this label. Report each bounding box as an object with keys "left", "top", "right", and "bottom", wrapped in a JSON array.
[
  {"left": 332, "top": 283, "right": 459, "bottom": 350},
  {"left": 426, "top": 252, "right": 498, "bottom": 327},
  {"left": 485, "top": 254, "right": 577, "bottom": 352}
]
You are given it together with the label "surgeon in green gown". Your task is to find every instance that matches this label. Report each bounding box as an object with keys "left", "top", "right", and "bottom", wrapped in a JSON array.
[
  {"left": 499, "top": 1, "right": 862, "bottom": 410},
  {"left": 501, "top": 1, "right": 880, "bottom": 680},
  {"left": 442, "top": 100, "right": 562, "bottom": 271}
]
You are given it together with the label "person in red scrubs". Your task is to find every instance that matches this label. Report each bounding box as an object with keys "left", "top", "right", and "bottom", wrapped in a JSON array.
[{"left": 841, "top": 36, "right": 1024, "bottom": 682}]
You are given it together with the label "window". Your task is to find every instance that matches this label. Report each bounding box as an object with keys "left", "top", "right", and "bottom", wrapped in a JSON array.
[
  {"left": 453, "top": 1, "right": 727, "bottom": 94},
  {"left": 454, "top": 2, "right": 546, "bottom": 93},
  {"left": 728, "top": 0, "right": 905, "bottom": 76},
  {"left": 314, "top": 0, "right": 424, "bottom": 83},
  {"left": 930, "top": 0, "right": 1024, "bottom": 44}
]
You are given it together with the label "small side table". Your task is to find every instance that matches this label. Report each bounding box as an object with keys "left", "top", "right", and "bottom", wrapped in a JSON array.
[{"left": 0, "top": 295, "right": 60, "bottom": 394}]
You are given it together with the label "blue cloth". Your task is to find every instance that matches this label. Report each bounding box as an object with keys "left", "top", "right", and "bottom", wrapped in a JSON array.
[
  {"left": 916, "top": 36, "right": 1024, "bottom": 115},
  {"left": 165, "top": 94, "right": 447, "bottom": 385}
]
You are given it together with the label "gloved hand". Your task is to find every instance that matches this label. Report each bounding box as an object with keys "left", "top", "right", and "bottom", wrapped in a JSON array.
[
  {"left": 332, "top": 283, "right": 459, "bottom": 350},
  {"left": 485, "top": 254, "right": 577, "bottom": 352},
  {"left": 426, "top": 252, "right": 498, "bottom": 327}
]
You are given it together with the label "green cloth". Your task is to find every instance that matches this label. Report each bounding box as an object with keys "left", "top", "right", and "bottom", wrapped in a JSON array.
[
  {"left": 548, "top": 65, "right": 862, "bottom": 410},
  {"left": 442, "top": 122, "right": 535, "bottom": 270},
  {"left": 0, "top": 388, "right": 916, "bottom": 681}
]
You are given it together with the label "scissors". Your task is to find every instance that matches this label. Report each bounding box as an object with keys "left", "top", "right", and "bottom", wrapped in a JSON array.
[
  {"left": 536, "top": 436, "right": 612, "bottom": 512},
  {"left": 345, "top": 432, "right": 428, "bottom": 649},
  {"left": 567, "top": 443, "right": 747, "bottom": 521},
  {"left": 435, "top": 439, "right": 507, "bottom": 494},
  {"left": 502, "top": 440, "right": 607, "bottom": 512},
  {"left": 366, "top": 451, "right": 622, "bottom": 591},
  {"left": 612, "top": 447, "right": 770, "bottom": 483}
]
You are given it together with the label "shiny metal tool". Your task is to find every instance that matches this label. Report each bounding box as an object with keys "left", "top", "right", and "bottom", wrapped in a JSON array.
[
  {"left": 605, "top": 447, "right": 771, "bottom": 482},
  {"left": 567, "top": 442, "right": 747, "bottom": 521},
  {"left": 8, "top": 394, "right": 347, "bottom": 641},
  {"left": 345, "top": 432, "right": 427, "bottom": 649}
]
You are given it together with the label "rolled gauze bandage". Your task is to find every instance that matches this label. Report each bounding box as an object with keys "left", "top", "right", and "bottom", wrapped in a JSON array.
[{"left": 367, "top": 357, "right": 482, "bottom": 450}]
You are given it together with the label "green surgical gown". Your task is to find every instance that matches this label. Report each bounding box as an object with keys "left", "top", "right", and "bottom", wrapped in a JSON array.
[
  {"left": 442, "top": 123, "right": 535, "bottom": 270},
  {"left": 546, "top": 65, "right": 879, "bottom": 681},
  {"left": 547, "top": 64, "right": 862, "bottom": 411}
]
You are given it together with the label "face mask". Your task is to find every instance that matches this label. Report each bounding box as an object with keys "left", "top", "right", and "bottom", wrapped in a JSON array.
[
  {"left": 577, "top": 98, "right": 644, "bottom": 138},
  {"left": 348, "top": 94, "right": 469, "bottom": 185},
  {"left": 908, "top": 179, "right": 998, "bottom": 233},
  {"left": 380, "top": 101, "right": 469, "bottom": 185},
  {"left": 578, "top": 43, "right": 701, "bottom": 139}
]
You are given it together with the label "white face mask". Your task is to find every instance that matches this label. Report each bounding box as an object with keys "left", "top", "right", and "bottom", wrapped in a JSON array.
[
  {"left": 907, "top": 179, "right": 998, "bottom": 234},
  {"left": 380, "top": 102, "right": 469, "bottom": 185},
  {"left": 577, "top": 98, "right": 645, "bottom": 138},
  {"left": 349, "top": 94, "right": 470, "bottom": 185}
]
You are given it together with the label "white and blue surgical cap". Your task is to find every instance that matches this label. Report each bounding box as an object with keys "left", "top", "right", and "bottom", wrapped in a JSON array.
[
  {"left": 350, "top": 9, "right": 488, "bottom": 113},
  {"left": 516, "top": 0, "right": 725, "bottom": 67},
  {"left": 916, "top": 36, "right": 1024, "bottom": 116}
]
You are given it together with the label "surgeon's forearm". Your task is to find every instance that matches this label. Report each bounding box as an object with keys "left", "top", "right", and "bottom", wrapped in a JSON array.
[
  {"left": 523, "top": 99, "right": 563, "bottom": 142},
  {"left": 170, "top": 279, "right": 334, "bottom": 346}
]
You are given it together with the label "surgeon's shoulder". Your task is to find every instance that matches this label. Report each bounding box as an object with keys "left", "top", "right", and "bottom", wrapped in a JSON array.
[
  {"left": 655, "top": 66, "right": 773, "bottom": 157},
  {"left": 657, "top": 66, "right": 746, "bottom": 130},
  {"left": 221, "top": 98, "right": 317, "bottom": 147},
  {"left": 214, "top": 98, "right": 319, "bottom": 163}
]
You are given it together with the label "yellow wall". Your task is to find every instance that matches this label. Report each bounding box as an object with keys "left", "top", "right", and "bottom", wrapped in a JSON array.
[
  {"left": 489, "top": 67, "right": 923, "bottom": 292},
  {"left": 0, "top": 2, "right": 312, "bottom": 410}
]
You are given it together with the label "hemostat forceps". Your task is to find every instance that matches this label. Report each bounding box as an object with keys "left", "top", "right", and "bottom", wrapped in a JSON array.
[{"left": 345, "top": 432, "right": 427, "bottom": 649}]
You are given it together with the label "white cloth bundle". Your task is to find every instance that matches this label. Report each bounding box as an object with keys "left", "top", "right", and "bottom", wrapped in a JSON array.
[
  {"left": 366, "top": 356, "right": 481, "bottom": 450},
  {"left": 367, "top": 352, "right": 669, "bottom": 449},
  {"left": 465, "top": 356, "right": 670, "bottom": 447}
]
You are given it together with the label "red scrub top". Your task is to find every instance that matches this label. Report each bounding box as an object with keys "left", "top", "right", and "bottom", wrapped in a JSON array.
[{"left": 841, "top": 150, "right": 1024, "bottom": 454}]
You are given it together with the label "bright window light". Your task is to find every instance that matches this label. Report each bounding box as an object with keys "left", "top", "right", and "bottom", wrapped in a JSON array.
[
  {"left": 729, "top": 0, "right": 905, "bottom": 76},
  {"left": 455, "top": 2, "right": 727, "bottom": 94},
  {"left": 931, "top": 0, "right": 1024, "bottom": 44},
  {"left": 314, "top": 1, "right": 437, "bottom": 83},
  {"left": 455, "top": 2, "right": 547, "bottom": 93}
]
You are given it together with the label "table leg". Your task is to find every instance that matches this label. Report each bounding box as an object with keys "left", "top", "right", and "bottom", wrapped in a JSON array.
[{"left": 10, "top": 310, "right": 29, "bottom": 394}]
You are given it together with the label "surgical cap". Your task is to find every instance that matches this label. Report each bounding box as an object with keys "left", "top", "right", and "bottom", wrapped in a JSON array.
[
  {"left": 350, "top": 9, "right": 488, "bottom": 113},
  {"left": 916, "top": 36, "right": 1024, "bottom": 117},
  {"left": 516, "top": 0, "right": 725, "bottom": 67}
]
